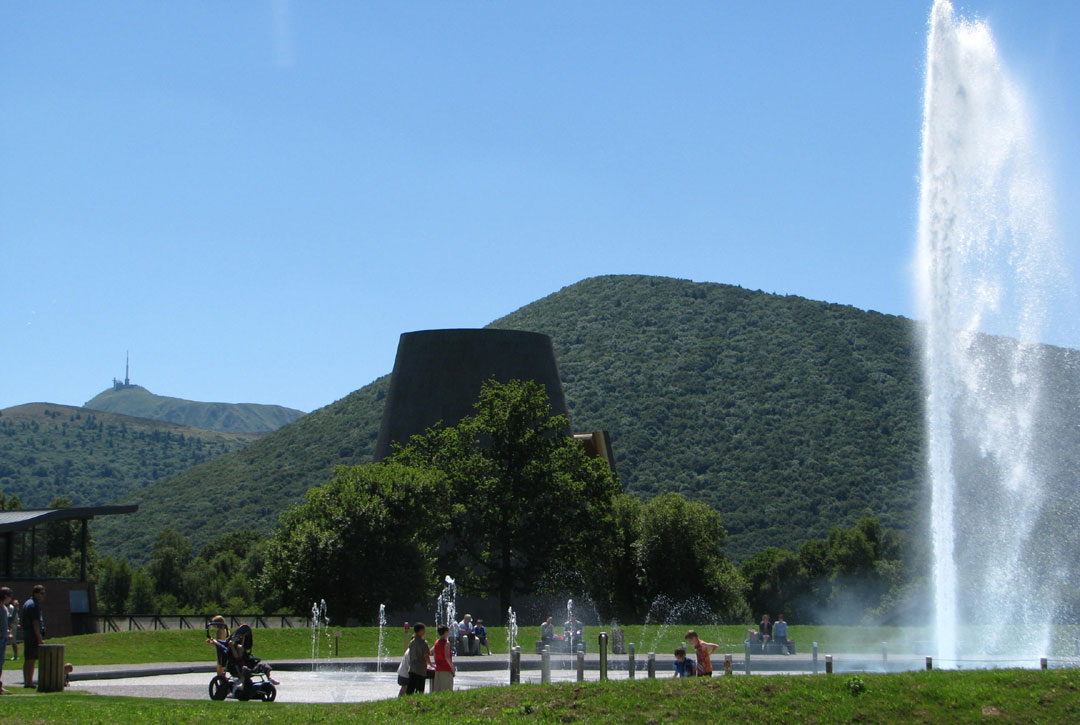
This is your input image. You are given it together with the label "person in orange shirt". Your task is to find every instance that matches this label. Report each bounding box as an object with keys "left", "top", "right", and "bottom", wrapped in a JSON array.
[{"left": 684, "top": 629, "right": 719, "bottom": 676}]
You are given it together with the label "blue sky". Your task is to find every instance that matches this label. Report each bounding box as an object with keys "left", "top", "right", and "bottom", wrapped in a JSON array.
[{"left": 3, "top": 1, "right": 1078, "bottom": 413}]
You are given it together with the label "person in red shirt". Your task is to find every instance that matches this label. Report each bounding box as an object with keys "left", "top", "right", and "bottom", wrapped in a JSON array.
[
  {"left": 432, "top": 625, "right": 456, "bottom": 692},
  {"left": 684, "top": 629, "right": 719, "bottom": 676}
]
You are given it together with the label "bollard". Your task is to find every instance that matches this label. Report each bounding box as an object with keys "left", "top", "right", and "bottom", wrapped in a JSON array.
[
  {"left": 1041, "top": 657, "right": 1048, "bottom": 670},
  {"left": 647, "top": 652, "right": 656, "bottom": 679},
  {"left": 925, "top": 656, "right": 933, "bottom": 671},
  {"left": 577, "top": 650, "right": 585, "bottom": 682},
  {"left": 599, "top": 632, "right": 609, "bottom": 681},
  {"left": 744, "top": 639, "right": 751, "bottom": 675},
  {"left": 882, "top": 641, "right": 888, "bottom": 663},
  {"left": 724, "top": 653, "right": 733, "bottom": 676},
  {"left": 510, "top": 646, "right": 521, "bottom": 685},
  {"left": 812, "top": 642, "right": 819, "bottom": 675},
  {"left": 542, "top": 645, "right": 551, "bottom": 684},
  {"left": 825, "top": 654, "right": 833, "bottom": 675},
  {"left": 628, "top": 643, "right": 636, "bottom": 680}
]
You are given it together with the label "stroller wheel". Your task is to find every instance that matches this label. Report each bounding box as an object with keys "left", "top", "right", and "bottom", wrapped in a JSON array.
[
  {"left": 208, "top": 676, "right": 229, "bottom": 701},
  {"left": 261, "top": 683, "right": 277, "bottom": 702}
]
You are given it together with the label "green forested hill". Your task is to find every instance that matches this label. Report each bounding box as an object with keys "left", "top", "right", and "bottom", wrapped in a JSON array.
[
  {"left": 93, "top": 276, "right": 1080, "bottom": 564},
  {"left": 95, "top": 275, "right": 944, "bottom": 563},
  {"left": 0, "top": 404, "right": 257, "bottom": 507},
  {"left": 490, "top": 275, "right": 926, "bottom": 557},
  {"left": 85, "top": 385, "right": 306, "bottom": 434}
]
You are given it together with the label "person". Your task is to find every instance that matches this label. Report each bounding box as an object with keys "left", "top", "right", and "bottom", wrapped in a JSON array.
[
  {"left": 772, "top": 613, "right": 789, "bottom": 654},
  {"left": 672, "top": 646, "right": 695, "bottom": 678},
  {"left": 64, "top": 663, "right": 73, "bottom": 687},
  {"left": 406, "top": 622, "right": 432, "bottom": 695},
  {"left": 6, "top": 598, "right": 17, "bottom": 662},
  {"left": 432, "top": 624, "right": 456, "bottom": 692},
  {"left": 458, "top": 614, "right": 476, "bottom": 655},
  {"left": 21, "top": 585, "right": 45, "bottom": 689},
  {"left": 0, "top": 587, "right": 12, "bottom": 694},
  {"left": 759, "top": 614, "right": 772, "bottom": 648},
  {"left": 564, "top": 616, "right": 583, "bottom": 652},
  {"left": 396, "top": 646, "right": 411, "bottom": 697},
  {"left": 540, "top": 617, "right": 555, "bottom": 645},
  {"left": 474, "top": 618, "right": 491, "bottom": 655},
  {"left": 684, "top": 629, "right": 718, "bottom": 677},
  {"left": 206, "top": 615, "right": 230, "bottom": 680}
]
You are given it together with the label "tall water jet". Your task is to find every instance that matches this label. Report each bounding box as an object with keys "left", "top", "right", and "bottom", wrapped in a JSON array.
[{"left": 917, "top": 0, "right": 1065, "bottom": 662}]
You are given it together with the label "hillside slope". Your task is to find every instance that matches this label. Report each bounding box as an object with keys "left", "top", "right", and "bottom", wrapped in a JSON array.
[
  {"left": 0, "top": 404, "right": 257, "bottom": 507},
  {"left": 92, "top": 275, "right": 1080, "bottom": 563},
  {"left": 85, "top": 385, "right": 305, "bottom": 434}
]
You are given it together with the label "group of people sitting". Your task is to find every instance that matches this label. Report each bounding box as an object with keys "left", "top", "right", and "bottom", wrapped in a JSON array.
[
  {"left": 449, "top": 613, "right": 490, "bottom": 656},
  {"left": 539, "top": 615, "right": 584, "bottom": 652},
  {"left": 748, "top": 613, "right": 793, "bottom": 654}
]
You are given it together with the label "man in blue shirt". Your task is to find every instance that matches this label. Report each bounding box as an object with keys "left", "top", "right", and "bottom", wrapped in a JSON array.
[{"left": 21, "top": 585, "right": 45, "bottom": 688}]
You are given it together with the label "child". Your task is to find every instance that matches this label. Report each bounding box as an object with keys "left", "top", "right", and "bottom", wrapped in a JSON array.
[
  {"left": 672, "top": 646, "right": 695, "bottom": 677},
  {"left": 432, "top": 625, "right": 456, "bottom": 692},
  {"left": 685, "top": 630, "right": 719, "bottom": 677},
  {"left": 396, "top": 646, "right": 411, "bottom": 697},
  {"left": 406, "top": 623, "right": 432, "bottom": 695},
  {"left": 474, "top": 619, "right": 491, "bottom": 655}
]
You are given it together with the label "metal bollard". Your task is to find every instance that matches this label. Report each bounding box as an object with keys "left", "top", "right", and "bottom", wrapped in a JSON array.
[
  {"left": 882, "top": 641, "right": 888, "bottom": 663},
  {"left": 925, "top": 656, "right": 933, "bottom": 671},
  {"left": 599, "top": 632, "right": 609, "bottom": 681},
  {"left": 510, "top": 646, "right": 521, "bottom": 685},
  {"left": 647, "top": 651, "right": 656, "bottom": 679},
  {"left": 577, "top": 650, "right": 585, "bottom": 682},
  {"left": 744, "top": 639, "right": 752, "bottom": 675},
  {"left": 628, "top": 643, "right": 636, "bottom": 680},
  {"left": 825, "top": 654, "right": 833, "bottom": 675},
  {"left": 1041, "top": 657, "right": 1048, "bottom": 670},
  {"left": 542, "top": 645, "right": 551, "bottom": 684},
  {"left": 812, "top": 642, "right": 819, "bottom": 674},
  {"left": 724, "top": 653, "right": 732, "bottom": 676}
]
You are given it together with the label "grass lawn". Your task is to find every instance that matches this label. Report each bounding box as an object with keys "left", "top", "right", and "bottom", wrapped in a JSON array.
[
  {"left": 1, "top": 669, "right": 1078, "bottom": 723},
  {"left": 47, "top": 624, "right": 1080, "bottom": 667}
]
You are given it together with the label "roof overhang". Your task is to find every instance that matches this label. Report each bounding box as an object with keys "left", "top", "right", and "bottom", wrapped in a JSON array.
[{"left": 0, "top": 505, "right": 138, "bottom": 533}]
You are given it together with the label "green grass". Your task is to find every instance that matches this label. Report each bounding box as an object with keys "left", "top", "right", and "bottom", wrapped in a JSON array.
[
  {"left": 2, "top": 669, "right": 1079, "bottom": 723},
  {"left": 48, "top": 624, "right": 1080, "bottom": 667}
]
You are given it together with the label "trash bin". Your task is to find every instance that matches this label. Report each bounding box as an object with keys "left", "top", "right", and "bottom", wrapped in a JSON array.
[{"left": 37, "top": 644, "right": 65, "bottom": 692}]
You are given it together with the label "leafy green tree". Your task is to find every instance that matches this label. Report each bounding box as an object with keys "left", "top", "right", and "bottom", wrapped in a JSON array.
[
  {"left": 96, "top": 556, "right": 132, "bottom": 615},
  {"left": 393, "top": 378, "right": 621, "bottom": 612},
  {"left": 262, "top": 460, "right": 449, "bottom": 621},
  {"left": 125, "top": 568, "right": 156, "bottom": 613},
  {"left": 148, "top": 528, "right": 192, "bottom": 601}
]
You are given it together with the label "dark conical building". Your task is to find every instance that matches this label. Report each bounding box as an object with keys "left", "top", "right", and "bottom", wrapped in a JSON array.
[{"left": 373, "top": 329, "right": 570, "bottom": 461}]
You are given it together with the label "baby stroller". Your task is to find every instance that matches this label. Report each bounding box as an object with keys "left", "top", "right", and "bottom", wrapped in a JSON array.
[{"left": 207, "top": 623, "right": 278, "bottom": 702}]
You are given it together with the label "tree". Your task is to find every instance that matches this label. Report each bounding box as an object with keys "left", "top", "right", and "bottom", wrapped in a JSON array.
[
  {"left": 262, "top": 460, "right": 449, "bottom": 622},
  {"left": 97, "top": 556, "right": 132, "bottom": 615},
  {"left": 392, "top": 378, "right": 621, "bottom": 613},
  {"left": 148, "top": 528, "right": 192, "bottom": 601}
]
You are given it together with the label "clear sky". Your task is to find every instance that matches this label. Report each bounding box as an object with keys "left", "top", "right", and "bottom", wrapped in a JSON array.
[{"left": 3, "top": 1, "right": 1078, "bottom": 413}]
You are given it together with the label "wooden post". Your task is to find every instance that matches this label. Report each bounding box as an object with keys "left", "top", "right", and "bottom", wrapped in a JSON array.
[
  {"left": 541, "top": 646, "right": 551, "bottom": 684},
  {"left": 825, "top": 654, "right": 833, "bottom": 675},
  {"left": 925, "top": 656, "right": 933, "bottom": 671},
  {"left": 724, "top": 653, "right": 733, "bottom": 676},
  {"left": 577, "top": 650, "right": 585, "bottom": 682},
  {"left": 37, "top": 645, "right": 65, "bottom": 692},
  {"left": 628, "top": 643, "right": 636, "bottom": 680},
  {"left": 647, "top": 651, "right": 655, "bottom": 679},
  {"left": 510, "top": 646, "right": 521, "bottom": 685},
  {"left": 599, "top": 632, "right": 608, "bottom": 681}
]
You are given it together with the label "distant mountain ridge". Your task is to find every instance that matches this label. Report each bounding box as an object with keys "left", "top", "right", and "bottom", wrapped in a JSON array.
[
  {"left": 0, "top": 403, "right": 257, "bottom": 508},
  {"left": 85, "top": 385, "right": 306, "bottom": 434},
  {"left": 92, "top": 275, "right": 1080, "bottom": 564}
]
